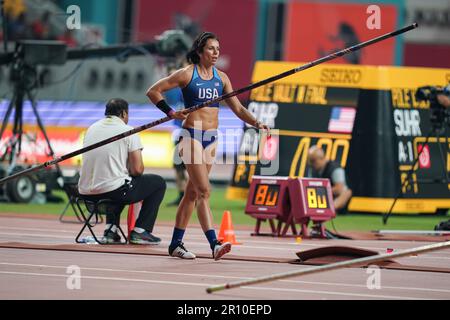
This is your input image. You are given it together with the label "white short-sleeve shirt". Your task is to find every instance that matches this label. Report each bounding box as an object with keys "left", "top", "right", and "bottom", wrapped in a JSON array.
[{"left": 78, "top": 116, "right": 143, "bottom": 195}]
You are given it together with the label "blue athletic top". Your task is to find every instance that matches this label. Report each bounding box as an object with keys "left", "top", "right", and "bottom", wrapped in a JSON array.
[{"left": 182, "top": 65, "right": 223, "bottom": 108}]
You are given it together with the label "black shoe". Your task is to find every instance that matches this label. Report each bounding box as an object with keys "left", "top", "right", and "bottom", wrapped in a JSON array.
[
  {"left": 129, "top": 230, "right": 161, "bottom": 245},
  {"left": 103, "top": 229, "right": 122, "bottom": 244}
]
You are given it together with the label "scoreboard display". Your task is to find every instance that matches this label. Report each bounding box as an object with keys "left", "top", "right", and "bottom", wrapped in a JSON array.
[
  {"left": 228, "top": 61, "right": 450, "bottom": 214},
  {"left": 252, "top": 184, "right": 281, "bottom": 207},
  {"left": 245, "top": 176, "right": 290, "bottom": 217},
  {"left": 289, "top": 178, "right": 335, "bottom": 222},
  {"left": 245, "top": 176, "right": 335, "bottom": 237},
  {"left": 245, "top": 177, "right": 335, "bottom": 218}
]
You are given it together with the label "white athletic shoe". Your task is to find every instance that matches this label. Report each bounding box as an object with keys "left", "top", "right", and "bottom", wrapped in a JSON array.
[
  {"left": 213, "top": 241, "right": 232, "bottom": 261},
  {"left": 169, "top": 242, "right": 196, "bottom": 259}
]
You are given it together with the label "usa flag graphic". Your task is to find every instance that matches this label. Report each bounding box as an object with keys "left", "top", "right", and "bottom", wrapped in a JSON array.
[{"left": 328, "top": 107, "right": 356, "bottom": 133}]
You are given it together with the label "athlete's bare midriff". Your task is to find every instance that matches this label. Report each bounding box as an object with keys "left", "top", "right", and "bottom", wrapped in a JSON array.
[{"left": 182, "top": 107, "right": 219, "bottom": 130}]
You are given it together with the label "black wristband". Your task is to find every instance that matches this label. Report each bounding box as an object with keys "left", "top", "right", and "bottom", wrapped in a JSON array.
[{"left": 156, "top": 99, "right": 174, "bottom": 116}]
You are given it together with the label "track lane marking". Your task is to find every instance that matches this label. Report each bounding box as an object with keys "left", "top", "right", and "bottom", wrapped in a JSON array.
[
  {"left": 0, "top": 270, "right": 432, "bottom": 300},
  {"left": 1, "top": 226, "right": 449, "bottom": 256},
  {"left": 1, "top": 262, "right": 449, "bottom": 294},
  {"left": 1, "top": 234, "right": 450, "bottom": 261}
]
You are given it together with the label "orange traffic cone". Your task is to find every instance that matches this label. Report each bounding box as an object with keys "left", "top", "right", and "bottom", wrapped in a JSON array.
[
  {"left": 127, "top": 201, "right": 142, "bottom": 239},
  {"left": 218, "top": 211, "right": 241, "bottom": 245}
]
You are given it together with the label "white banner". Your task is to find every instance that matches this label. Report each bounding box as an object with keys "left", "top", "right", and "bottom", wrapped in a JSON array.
[{"left": 404, "top": 0, "right": 450, "bottom": 44}]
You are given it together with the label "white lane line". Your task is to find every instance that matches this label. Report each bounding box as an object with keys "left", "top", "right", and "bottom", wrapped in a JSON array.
[
  {"left": 0, "top": 230, "right": 296, "bottom": 247},
  {"left": 0, "top": 224, "right": 248, "bottom": 235},
  {"left": 0, "top": 234, "right": 395, "bottom": 256},
  {"left": 0, "top": 271, "right": 206, "bottom": 288},
  {"left": 1, "top": 262, "right": 449, "bottom": 294},
  {"left": 0, "top": 232, "right": 74, "bottom": 239},
  {"left": 176, "top": 241, "right": 450, "bottom": 260},
  {"left": 1, "top": 226, "right": 449, "bottom": 256},
  {"left": 185, "top": 234, "right": 450, "bottom": 255},
  {"left": 243, "top": 285, "right": 431, "bottom": 300},
  {"left": 0, "top": 226, "right": 76, "bottom": 234},
  {"left": 0, "top": 270, "right": 431, "bottom": 300},
  {"left": 0, "top": 232, "right": 345, "bottom": 251},
  {"left": 1, "top": 233, "right": 450, "bottom": 260},
  {"left": 241, "top": 287, "right": 434, "bottom": 300},
  {"left": 0, "top": 217, "right": 447, "bottom": 244}
]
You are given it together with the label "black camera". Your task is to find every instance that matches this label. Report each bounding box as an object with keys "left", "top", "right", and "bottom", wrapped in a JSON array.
[
  {"left": 155, "top": 30, "right": 193, "bottom": 57},
  {"left": 415, "top": 85, "right": 446, "bottom": 102},
  {"left": 415, "top": 85, "right": 449, "bottom": 127}
]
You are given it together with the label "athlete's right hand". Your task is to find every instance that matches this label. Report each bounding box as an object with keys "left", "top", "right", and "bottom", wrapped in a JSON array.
[{"left": 170, "top": 110, "right": 189, "bottom": 120}]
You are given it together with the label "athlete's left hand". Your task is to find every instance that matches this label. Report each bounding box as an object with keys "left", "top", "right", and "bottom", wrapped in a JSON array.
[{"left": 255, "top": 121, "right": 271, "bottom": 136}]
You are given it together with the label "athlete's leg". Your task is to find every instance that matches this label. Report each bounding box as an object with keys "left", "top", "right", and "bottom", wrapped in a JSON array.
[
  {"left": 180, "top": 139, "right": 221, "bottom": 251},
  {"left": 196, "top": 141, "right": 231, "bottom": 260},
  {"left": 184, "top": 161, "right": 212, "bottom": 232},
  {"left": 195, "top": 141, "right": 217, "bottom": 232},
  {"left": 174, "top": 179, "right": 197, "bottom": 228},
  {"left": 168, "top": 140, "right": 187, "bottom": 206},
  {"left": 168, "top": 137, "right": 203, "bottom": 258},
  {"left": 174, "top": 136, "right": 205, "bottom": 228}
]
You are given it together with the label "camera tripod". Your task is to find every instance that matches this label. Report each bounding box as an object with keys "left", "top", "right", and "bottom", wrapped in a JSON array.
[
  {"left": 383, "top": 109, "right": 450, "bottom": 224},
  {"left": 0, "top": 57, "right": 79, "bottom": 214},
  {"left": 0, "top": 58, "right": 58, "bottom": 195},
  {"left": 0, "top": 62, "right": 51, "bottom": 163}
]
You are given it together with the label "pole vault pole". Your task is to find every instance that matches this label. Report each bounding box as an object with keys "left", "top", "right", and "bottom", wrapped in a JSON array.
[
  {"left": 206, "top": 240, "right": 450, "bottom": 294},
  {"left": 0, "top": 23, "right": 418, "bottom": 186}
]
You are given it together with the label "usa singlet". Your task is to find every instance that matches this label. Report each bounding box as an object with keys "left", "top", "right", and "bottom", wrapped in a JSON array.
[{"left": 182, "top": 65, "right": 223, "bottom": 108}]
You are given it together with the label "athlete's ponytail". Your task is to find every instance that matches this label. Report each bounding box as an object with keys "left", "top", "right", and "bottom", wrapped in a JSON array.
[{"left": 186, "top": 32, "right": 219, "bottom": 64}]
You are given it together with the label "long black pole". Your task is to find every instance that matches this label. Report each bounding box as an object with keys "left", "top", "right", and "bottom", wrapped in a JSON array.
[{"left": 0, "top": 23, "right": 418, "bottom": 186}]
